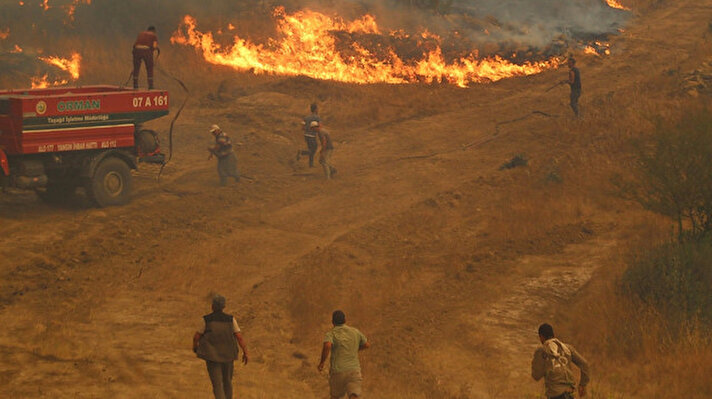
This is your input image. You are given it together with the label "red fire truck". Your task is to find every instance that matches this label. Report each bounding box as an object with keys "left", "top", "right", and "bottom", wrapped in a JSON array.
[{"left": 0, "top": 85, "right": 169, "bottom": 207}]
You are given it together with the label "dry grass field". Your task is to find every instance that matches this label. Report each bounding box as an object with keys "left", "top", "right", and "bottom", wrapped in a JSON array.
[{"left": 1, "top": 0, "right": 711, "bottom": 398}]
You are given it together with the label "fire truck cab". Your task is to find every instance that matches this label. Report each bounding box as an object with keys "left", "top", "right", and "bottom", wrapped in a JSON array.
[{"left": 0, "top": 85, "right": 169, "bottom": 207}]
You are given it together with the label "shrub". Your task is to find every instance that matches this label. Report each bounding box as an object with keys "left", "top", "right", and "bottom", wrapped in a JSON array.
[
  {"left": 626, "top": 108, "right": 712, "bottom": 239},
  {"left": 621, "top": 238, "right": 712, "bottom": 324}
]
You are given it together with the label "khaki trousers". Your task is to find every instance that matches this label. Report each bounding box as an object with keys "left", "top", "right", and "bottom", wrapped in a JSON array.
[{"left": 206, "top": 360, "right": 234, "bottom": 399}]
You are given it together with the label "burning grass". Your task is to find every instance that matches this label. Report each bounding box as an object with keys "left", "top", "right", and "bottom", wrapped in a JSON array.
[
  {"left": 0, "top": 0, "right": 629, "bottom": 89},
  {"left": 39, "top": 52, "right": 80, "bottom": 80},
  {"left": 170, "top": 9, "right": 563, "bottom": 88}
]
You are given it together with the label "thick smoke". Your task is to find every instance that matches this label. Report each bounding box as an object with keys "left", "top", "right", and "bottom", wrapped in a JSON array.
[{"left": 309, "top": 0, "right": 628, "bottom": 48}]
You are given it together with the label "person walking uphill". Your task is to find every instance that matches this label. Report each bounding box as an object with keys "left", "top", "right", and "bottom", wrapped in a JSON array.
[
  {"left": 132, "top": 26, "right": 160, "bottom": 89},
  {"left": 318, "top": 310, "right": 370, "bottom": 399},
  {"left": 531, "top": 323, "right": 590, "bottom": 399},
  {"left": 193, "top": 295, "right": 249, "bottom": 399},
  {"left": 314, "top": 121, "right": 337, "bottom": 179},
  {"left": 208, "top": 124, "right": 240, "bottom": 186},
  {"left": 298, "top": 103, "right": 320, "bottom": 168}
]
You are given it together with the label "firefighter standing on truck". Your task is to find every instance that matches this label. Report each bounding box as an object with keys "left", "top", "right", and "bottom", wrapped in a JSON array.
[
  {"left": 133, "top": 26, "right": 160, "bottom": 90},
  {"left": 208, "top": 124, "right": 240, "bottom": 186}
]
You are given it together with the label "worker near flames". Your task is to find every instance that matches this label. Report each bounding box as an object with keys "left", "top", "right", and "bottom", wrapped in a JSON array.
[
  {"left": 318, "top": 310, "right": 370, "bottom": 399},
  {"left": 313, "top": 121, "right": 337, "bottom": 179},
  {"left": 208, "top": 124, "right": 240, "bottom": 186},
  {"left": 298, "top": 103, "right": 320, "bottom": 167},
  {"left": 193, "top": 294, "right": 249, "bottom": 399},
  {"left": 531, "top": 323, "right": 590, "bottom": 399},
  {"left": 132, "top": 26, "right": 160, "bottom": 89},
  {"left": 566, "top": 57, "right": 582, "bottom": 117}
]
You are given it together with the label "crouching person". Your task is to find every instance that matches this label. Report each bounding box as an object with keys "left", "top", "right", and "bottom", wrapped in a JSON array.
[
  {"left": 532, "top": 323, "right": 590, "bottom": 399},
  {"left": 208, "top": 124, "right": 240, "bottom": 186}
]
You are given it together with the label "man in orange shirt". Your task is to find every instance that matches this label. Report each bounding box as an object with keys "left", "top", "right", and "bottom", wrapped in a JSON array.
[{"left": 132, "top": 26, "right": 160, "bottom": 89}]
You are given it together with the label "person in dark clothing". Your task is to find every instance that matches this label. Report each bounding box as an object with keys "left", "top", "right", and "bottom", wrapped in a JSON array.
[
  {"left": 208, "top": 124, "right": 240, "bottom": 186},
  {"left": 298, "top": 103, "right": 320, "bottom": 167},
  {"left": 132, "top": 26, "right": 160, "bottom": 89},
  {"left": 566, "top": 57, "right": 582, "bottom": 117},
  {"left": 194, "top": 295, "right": 249, "bottom": 399}
]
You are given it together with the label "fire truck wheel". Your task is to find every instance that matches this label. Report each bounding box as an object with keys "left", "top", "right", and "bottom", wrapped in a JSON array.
[{"left": 87, "top": 157, "right": 132, "bottom": 207}]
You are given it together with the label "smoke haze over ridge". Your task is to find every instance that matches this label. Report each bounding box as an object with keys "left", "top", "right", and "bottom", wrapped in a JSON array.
[
  {"left": 0, "top": 0, "right": 628, "bottom": 47},
  {"left": 0, "top": 0, "right": 628, "bottom": 87}
]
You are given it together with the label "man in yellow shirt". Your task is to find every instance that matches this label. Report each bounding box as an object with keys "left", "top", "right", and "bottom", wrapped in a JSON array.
[{"left": 318, "top": 310, "right": 370, "bottom": 399}]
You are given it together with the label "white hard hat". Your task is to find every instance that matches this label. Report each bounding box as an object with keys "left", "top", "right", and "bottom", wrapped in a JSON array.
[{"left": 209, "top": 124, "right": 221, "bottom": 133}]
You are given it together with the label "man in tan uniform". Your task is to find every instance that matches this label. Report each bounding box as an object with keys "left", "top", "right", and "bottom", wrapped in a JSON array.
[
  {"left": 318, "top": 310, "right": 370, "bottom": 399},
  {"left": 193, "top": 295, "right": 249, "bottom": 399},
  {"left": 313, "top": 121, "right": 337, "bottom": 179},
  {"left": 532, "top": 323, "right": 590, "bottom": 399}
]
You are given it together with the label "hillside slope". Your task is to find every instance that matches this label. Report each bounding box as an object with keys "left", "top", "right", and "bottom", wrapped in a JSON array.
[{"left": 0, "top": 0, "right": 709, "bottom": 397}]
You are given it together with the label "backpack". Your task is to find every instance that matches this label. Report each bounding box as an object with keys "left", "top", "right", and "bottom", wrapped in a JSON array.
[{"left": 543, "top": 339, "right": 576, "bottom": 390}]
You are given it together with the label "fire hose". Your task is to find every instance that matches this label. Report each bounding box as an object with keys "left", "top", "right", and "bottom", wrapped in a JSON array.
[
  {"left": 545, "top": 81, "right": 567, "bottom": 92},
  {"left": 122, "top": 50, "right": 190, "bottom": 181},
  {"left": 154, "top": 53, "right": 190, "bottom": 181}
]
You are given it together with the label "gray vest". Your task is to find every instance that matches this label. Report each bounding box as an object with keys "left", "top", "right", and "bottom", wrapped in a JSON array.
[{"left": 196, "top": 311, "right": 239, "bottom": 363}]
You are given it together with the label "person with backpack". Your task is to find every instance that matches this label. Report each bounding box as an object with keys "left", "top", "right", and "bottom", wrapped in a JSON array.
[{"left": 531, "top": 323, "right": 590, "bottom": 399}]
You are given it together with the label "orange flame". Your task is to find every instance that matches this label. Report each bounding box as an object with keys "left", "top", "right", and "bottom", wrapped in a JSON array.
[
  {"left": 171, "top": 8, "right": 560, "bottom": 87},
  {"left": 11, "top": 44, "right": 23, "bottom": 53},
  {"left": 39, "top": 52, "right": 81, "bottom": 80},
  {"left": 31, "top": 74, "right": 68, "bottom": 89},
  {"left": 605, "top": 0, "right": 630, "bottom": 10},
  {"left": 37, "top": 0, "right": 91, "bottom": 20},
  {"left": 66, "top": 0, "right": 91, "bottom": 20},
  {"left": 584, "top": 46, "right": 598, "bottom": 55},
  {"left": 0, "top": 28, "right": 9, "bottom": 40}
]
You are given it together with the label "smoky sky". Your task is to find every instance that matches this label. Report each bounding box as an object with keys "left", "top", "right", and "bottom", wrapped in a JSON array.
[
  {"left": 0, "top": 0, "right": 627, "bottom": 80},
  {"left": 320, "top": 0, "right": 628, "bottom": 47},
  {"left": 0, "top": 0, "right": 627, "bottom": 46}
]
